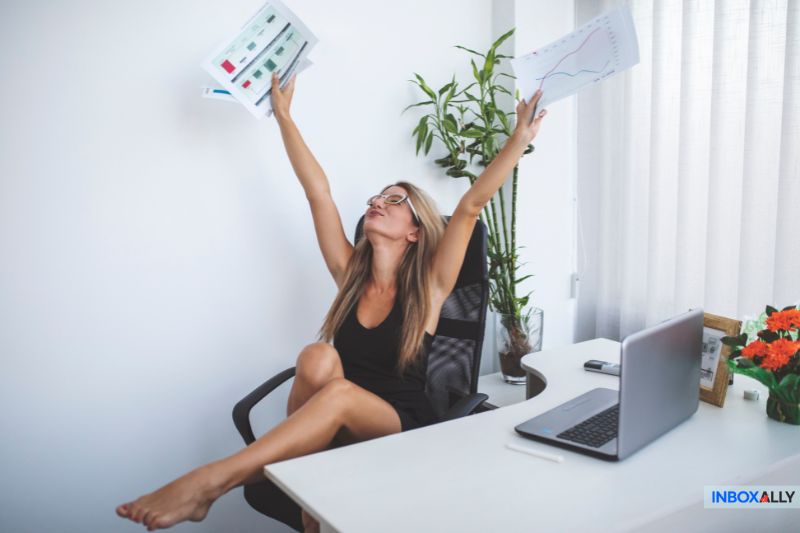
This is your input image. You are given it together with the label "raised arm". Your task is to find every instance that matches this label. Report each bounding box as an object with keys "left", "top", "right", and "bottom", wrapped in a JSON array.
[
  {"left": 430, "top": 90, "right": 547, "bottom": 300},
  {"left": 271, "top": 72, "right": 354, "bottom": 288}
]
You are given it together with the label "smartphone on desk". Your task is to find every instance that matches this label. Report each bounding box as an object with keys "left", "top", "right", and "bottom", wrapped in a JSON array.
[{"left": 583, "top": 359, "right": 620, "bottom": 376}]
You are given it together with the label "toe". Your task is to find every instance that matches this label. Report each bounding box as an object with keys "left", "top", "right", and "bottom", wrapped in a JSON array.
[
  {"left": 131, "top": 505, "right": 145, "bottom": 523},
  {"left": 148, "top": 515, "right": 165, "bottom": 531},
  {"left": 116, "top": 504, "right": 128, "bottom": 517}
]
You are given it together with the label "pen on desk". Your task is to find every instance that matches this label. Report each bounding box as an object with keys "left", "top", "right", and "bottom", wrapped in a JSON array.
[{"left": 506, "top": 442, "right": 564, "bottom": 463}]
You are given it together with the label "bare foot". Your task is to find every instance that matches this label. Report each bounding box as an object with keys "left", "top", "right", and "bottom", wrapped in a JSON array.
[{"left": 116, "top": 464, "right": 227, "bottom": 531}]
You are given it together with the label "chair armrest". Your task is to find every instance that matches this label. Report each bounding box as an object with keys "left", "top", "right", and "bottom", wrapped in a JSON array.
[
  {"left": 439, "top": 393, "right": 489, "bottom": 422},
  {"left": 232, "top": 367, "right": 296, "bottom": 445}
]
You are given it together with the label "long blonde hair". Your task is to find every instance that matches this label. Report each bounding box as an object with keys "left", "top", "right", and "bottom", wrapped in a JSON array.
[{"left": 317, "top": 181, "right": 446, "bottom": 376}]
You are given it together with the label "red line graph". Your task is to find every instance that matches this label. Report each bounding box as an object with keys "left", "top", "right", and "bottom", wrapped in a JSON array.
[{"left": 537, "top": 26, "right": 604, "bottom": 91}]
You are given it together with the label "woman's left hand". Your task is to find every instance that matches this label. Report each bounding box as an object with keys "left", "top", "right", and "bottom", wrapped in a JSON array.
[{"left": 512, "top": 89, "right": 547, "bottom": 145}]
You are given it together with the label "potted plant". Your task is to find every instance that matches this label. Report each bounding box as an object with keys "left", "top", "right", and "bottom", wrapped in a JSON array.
[
  {"left": 403, "top": 28, "right": 542, "bottom": 383},
  {"left": 722, "top": 305, "right": 800, "bottom": 424}
]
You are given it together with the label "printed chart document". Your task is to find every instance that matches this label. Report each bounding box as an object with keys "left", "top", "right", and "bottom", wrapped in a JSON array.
[
  {"left": 510, "top": 5, "right": 639, "bottom": 110},
  {"left": 202, "top": 58, "right": 312, "bottom": 103},
  {"left": 201, "top": 0, "right": 318, "bottom": 119}
]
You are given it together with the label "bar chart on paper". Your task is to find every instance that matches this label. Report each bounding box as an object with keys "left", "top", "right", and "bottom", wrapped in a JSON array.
[{"left": 511, "top": 5, "right": 639, "bottom": 110}]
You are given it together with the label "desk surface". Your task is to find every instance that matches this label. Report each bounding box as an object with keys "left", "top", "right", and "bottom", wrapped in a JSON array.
[{"left": 265, "top": 339, "right": 799, "bottom": 533}]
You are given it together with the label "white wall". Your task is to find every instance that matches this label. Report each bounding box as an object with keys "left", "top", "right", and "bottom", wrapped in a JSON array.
[{"left": 0, "top": 1, "right": 575, "bottom": 532}]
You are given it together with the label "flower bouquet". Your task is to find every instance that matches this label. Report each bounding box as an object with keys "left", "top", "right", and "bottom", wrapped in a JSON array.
[{"left": 722, "top": 305, "right": 800, "bottom": 424}]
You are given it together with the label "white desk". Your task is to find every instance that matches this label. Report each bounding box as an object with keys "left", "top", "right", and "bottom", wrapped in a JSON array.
[
  {"left": 265, "top": 339, "right": 799, "bottom": 532},
  {"left": 477, "top": 371, "right": 526, "bottom": 407}
]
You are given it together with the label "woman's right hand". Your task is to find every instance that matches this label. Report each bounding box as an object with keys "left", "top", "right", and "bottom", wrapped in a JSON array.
[{"left": 271, "top": 71, "right": 296, "bottom": 119}]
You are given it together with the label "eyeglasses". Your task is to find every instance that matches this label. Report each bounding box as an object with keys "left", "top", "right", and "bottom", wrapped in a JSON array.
[{"left": 366, "top": 193, "right": 419, "bottom": 224}]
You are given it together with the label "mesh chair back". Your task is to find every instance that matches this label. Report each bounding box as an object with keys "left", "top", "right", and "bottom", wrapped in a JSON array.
[{"left": 354, "top": 215, "right": 489, "bottom": 419}]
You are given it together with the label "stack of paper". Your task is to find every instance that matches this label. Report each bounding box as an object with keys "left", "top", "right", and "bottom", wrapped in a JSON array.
[{"left": 201, "top": 0, "right": 317, "bottom": 119}]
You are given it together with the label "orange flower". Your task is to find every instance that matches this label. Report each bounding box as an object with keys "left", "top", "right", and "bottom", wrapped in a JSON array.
[
  {"left": 759, "top": 338, "right": 800, "bottom": 372},
  {"left": 765, "top": 309, "right": 800, "bottom": 332},
  {"left": 741, "top": 340, "right": 768, "bottom": 358}
]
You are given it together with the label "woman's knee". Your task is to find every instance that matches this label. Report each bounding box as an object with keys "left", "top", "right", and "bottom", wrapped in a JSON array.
[
  {"left": 295, "top": 342, "right": 344, "bottom": 387},
  {"left": 315, "top": 378, "right": 357, "bottom": 415}
]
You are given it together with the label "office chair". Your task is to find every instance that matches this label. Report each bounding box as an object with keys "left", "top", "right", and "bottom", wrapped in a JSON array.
[{"left": 232, "top": 215, "right": 490, "bottom": 532}]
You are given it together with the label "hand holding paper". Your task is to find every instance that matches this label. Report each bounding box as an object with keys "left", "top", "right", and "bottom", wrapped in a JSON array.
[
  {"left": 512, "top": 88, "right": 547, "bottom": 145},
  {"left": 270, "top": 71, "right": 296, "bottom": 119}
]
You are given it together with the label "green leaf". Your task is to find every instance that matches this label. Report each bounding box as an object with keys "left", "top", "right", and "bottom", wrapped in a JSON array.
[
  {"left": 471, "top": 59, "right": 481, "bottom": 83},
  {"left": 412, "top": 115, "right": 427, "bottom": 136},
  {"left": 483, "top": 49, "right": 496, "bottom": 78},
  {"left": 438, "top": 82, "right": 454, "bottom": 96},
  {"left": 515, "top": 274, "right": 533, "bottom": 284},
  {"left": 721, "top": 335, "right": 743, "bottom": 347},
  {"left": 461, "top": 127, "right": 485, "bottom": 138},
  {"left": 413, "top": 73, "right": 438, "bottom": 101},
  {"left": 730, "top": 361, "right": 778, "bottom": 390},
  {"left": 413, "top": 115, "right": 427, "bottom": 137},
  {"left": 402, "top": 101, "right": 434, "bottom": 114},
  {"left": 455, "top": 82, "right": 478, "bottom": 96},
  {"left": 758, "top": 330, "right": 780, "bottom": 342},
  {"left": 454, "top": 45, "right": 485, "bottom": 57},
  {"left": 485, "top": 136, "right": 497, "bottom": 156},
  {"left": 445, "top": 168, "right": 468, "bottom": 178},
  {"left": 766, "top": 305, "right": 778, "bottom": 316},
  {"left": 489, "top": 27, "right": 515, "bottom": 54},
  {"left": 783, "top": 305, "right": 799, "bottom": 311},
  {"left": 443, "top": 78, "right": 457, "bottom": 109},
  {"left": 424, "top": 132, "right": 433, "bottom": 155},
  {"left": 443, "top": 115, "right": 458, "bottom": 134},
  {"left": 434, "top": 155, "right": 451, "bottom": 167},
  {"left": 415, "top": 119, "right": 428, "bottom": 155},
  {"left": 778, "top": 374, "right": 800, "bottom": 402}
]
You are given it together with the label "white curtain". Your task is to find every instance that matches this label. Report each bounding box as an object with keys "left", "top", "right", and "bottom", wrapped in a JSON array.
[{"left": 575, "top": 0, "right": 800, "bottom": 342}]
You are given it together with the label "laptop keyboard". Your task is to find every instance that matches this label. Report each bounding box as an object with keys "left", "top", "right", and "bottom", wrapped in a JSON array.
[{"left": 557, "top": 404, "right": 619, "bottom": 448}]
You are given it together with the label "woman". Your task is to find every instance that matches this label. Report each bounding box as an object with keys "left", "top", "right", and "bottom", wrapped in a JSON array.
[{"left": 116, "top": 71, "right": 546, "bottom": 532}]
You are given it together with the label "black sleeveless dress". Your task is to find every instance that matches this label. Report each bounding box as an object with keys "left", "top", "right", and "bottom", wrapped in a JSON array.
[{"left": 333, "top": 297, "right": 438, "bottom": 431}]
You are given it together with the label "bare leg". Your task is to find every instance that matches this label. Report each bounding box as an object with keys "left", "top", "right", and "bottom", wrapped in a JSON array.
[
  {"left": 116, "top": 377, "right": 401, "bottom": 531},
  {"left": 287, "top": 342, "right": 345, "bottom": 417},
  {"left": 286, "top": 343, "right": 345, "bottom": 532}
]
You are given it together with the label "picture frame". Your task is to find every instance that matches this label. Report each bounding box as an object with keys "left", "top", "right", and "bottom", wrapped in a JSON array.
[{"left": 700, "top": 312, "right": 742, "bottom": 407}]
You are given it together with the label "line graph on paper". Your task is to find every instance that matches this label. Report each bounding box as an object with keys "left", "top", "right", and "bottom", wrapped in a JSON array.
[{"left": 510, "top": 5, "right": 639, "bottom": 111}]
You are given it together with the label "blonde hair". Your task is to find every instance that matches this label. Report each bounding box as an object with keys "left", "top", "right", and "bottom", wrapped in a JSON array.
[{"left": 317, "top": 181, "right": 446, "bottom": 376}]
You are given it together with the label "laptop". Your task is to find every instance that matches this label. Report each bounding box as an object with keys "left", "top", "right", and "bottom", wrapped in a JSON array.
[{"left": 514, "top": 308, "right": 704, "bottom": 461}]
